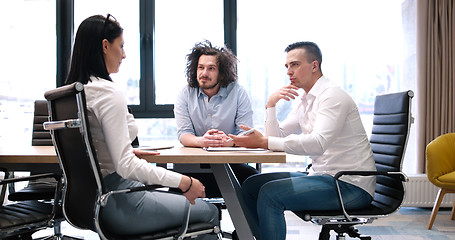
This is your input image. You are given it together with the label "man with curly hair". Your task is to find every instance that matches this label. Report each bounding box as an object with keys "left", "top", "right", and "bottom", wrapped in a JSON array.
[{"left": 174, "top": 40, "right": 259, "bottom": 198}]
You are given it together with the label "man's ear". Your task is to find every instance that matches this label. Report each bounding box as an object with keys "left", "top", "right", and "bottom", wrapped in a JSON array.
[
  {"left": 312, "top": 60, "right": 319, "bottom": 72},
  {"left": 102, "top": 39, "right": 109, "bottom": 54}
]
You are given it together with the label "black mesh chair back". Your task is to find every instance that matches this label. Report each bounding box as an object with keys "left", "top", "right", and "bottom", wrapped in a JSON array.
[
  {"left": 293, "top": 90, "right": 413, "bottom": 240},
  {"left": 44, "top": 82, "right": 101, "bottom": 232}
]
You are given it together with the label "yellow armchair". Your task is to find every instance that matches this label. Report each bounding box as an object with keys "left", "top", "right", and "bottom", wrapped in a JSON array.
[{"left": 426, "top": 133, "right": 455, "bottom": 229}]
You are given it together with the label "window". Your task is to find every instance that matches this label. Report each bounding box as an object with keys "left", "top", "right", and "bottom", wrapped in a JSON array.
[
  {"left": 73, "top": 0, "right": 224, "bottom": 144},
  {"left": 0, "top": 0, "right": 417, "bottom": 174},
  {"left": 236, "top": 0, "right": 417, "bottom": 173},
  {"left": 0, "top": 0, "right": 56, "bottom": 146},
  {"left": 74, "top": 0, "right": 140, "bottom": 105},
  {"left": 154, "top": 0, "right": 224, "bottom": 105},
  {"left": 134, "top": 0, "right": 224, "bottom": 144}
]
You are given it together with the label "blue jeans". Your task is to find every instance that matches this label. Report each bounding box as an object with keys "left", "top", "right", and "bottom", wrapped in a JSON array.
[{"left": 242, "top": 172, "right": 373, "bottom": 240}]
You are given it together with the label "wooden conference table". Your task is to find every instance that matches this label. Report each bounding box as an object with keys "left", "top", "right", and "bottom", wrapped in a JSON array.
[{"left": 0, "top": 145, "right": 286, "bottom": 240}]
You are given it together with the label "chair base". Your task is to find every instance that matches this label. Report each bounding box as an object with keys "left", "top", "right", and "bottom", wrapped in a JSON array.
[
  {"left": 36, "top": 235, "right": 82, "bottom": 240},
  {"left": 32, "top": 218, "right": 83, "bottom": 240},
  {"left": 319, "top": 225, "right": 371, "bottom": 240}
]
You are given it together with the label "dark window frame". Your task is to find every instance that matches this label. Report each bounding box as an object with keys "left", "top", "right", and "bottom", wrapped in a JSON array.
[{"left": 56, "top": 0, "right": 237, "bottom": 118}]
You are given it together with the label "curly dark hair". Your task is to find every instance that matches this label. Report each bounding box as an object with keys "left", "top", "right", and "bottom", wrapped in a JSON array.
[{"left": 185, "top": 40, "right": 238, "bottom": 88}]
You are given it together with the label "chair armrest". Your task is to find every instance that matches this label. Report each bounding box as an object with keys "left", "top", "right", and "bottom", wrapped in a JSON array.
[
  {"left": 334, "top": 171, "right": 408, "bottom": 182},
  {"left": 97, "top": 184, "right": 192, "bottom": 239},
  {"left": 127, "top": 184, "right": 166, "bottom": 193},
  {"left": 0, "top": 172, "right": 61, "bottom": 204},
  {"left": 332, "top": 170, "right": 408, "bottom": 221},
  {"left": 99, "top": 184, "right": 165, "bottom": 206},
  {"left": 0, "top": 173, "right": 61, "bottom": 185},
  {"left": 43, "top": 119, "right": 81, "bottom": 130}
]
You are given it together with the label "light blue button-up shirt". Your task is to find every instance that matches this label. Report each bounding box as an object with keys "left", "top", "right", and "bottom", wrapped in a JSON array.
[{"left": 174, "top": 82, "right": 253, "bottom": 140}]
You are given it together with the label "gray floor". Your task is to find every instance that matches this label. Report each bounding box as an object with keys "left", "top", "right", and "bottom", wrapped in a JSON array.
[{"left": 32, "top": 207, "right": 455, "bottom": 240}]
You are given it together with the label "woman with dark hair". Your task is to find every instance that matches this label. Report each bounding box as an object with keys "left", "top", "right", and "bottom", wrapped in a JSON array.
[{"left": 66, "top": 15, "right": 219, "bottom": 237}]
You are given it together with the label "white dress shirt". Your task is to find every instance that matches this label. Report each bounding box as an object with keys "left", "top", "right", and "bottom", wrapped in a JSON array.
[
  {"left": 84, "top": 76, "right": 182, "bottom": 188},
  {"left": 266, "top": 76, "right": 376, "bottom": 196}
]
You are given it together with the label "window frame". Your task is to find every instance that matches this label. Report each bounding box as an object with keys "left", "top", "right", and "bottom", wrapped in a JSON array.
[
  {"left": 56, "top": 0, "right": 237, "bottom": 118},
  {"left": 56, "top": 0, "right": 74, "bottom": 88}
]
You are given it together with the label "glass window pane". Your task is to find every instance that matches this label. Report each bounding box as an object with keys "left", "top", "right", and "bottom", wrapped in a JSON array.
[
  {"left": 74, "top": 0, "right": 140, "bottom": 105},
  {"left": 0, "top": 0, "right": 56, "bottom": 146},
  {"left": 135, "top": 118, "right": 179, "bottom": 146},
  {"left": 154, "top": 0, "right": 224, "bottom": 105},
  {"left": 237, "top": 0, "right": 416, "bottom": 173}
]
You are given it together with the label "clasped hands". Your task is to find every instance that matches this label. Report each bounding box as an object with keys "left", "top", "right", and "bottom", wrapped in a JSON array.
[
  {"left": 200, "top": 128, "right": 269, "bottom": 149},
  {"left": 199, "top": 129, "right": 234, "bottom": 147}
]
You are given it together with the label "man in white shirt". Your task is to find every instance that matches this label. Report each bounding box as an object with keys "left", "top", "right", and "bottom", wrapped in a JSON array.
[{"left": 229, "top": 41, "right": 376, "bottom": 240}]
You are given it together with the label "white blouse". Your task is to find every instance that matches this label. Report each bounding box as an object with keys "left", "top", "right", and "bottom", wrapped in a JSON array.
[{"left": 84, "top": 76, "right": 182, "bottom": 187}]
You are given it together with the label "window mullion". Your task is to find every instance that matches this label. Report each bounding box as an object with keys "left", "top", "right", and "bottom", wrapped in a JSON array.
[
  {"left": 224, "top": 0, "right": 237, "bottom": 55},
  {"left": 56, "top": 0, "right": 74, "bottom": 87}
]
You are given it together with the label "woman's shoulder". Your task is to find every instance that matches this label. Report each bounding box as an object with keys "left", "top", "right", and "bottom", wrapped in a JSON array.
[
  {"left": 85, "top": 77, "right": 125, "bottom": 105},
  {"left": 86, "top": 77, "right": 121, "bottom": 93}
]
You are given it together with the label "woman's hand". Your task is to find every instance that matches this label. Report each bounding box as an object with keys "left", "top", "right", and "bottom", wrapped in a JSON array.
[
  {"left": 132, "top": 148, "right": 160, "bottom": 158},
  {"left": 179, "top": 176, "right": 206, "bottom": 204}
]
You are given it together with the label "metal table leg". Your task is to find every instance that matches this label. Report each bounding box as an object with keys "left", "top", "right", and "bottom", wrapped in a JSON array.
[{"left": 211, "top": 164, "right": 255, "bottom": 240}]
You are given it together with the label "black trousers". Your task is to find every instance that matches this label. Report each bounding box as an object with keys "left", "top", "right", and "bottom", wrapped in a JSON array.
[{"left": 173, "top": 163, "right": 259, "bottom": 198}]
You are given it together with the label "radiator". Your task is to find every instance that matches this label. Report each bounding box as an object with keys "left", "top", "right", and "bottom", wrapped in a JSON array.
[{"left": 402, "top": 174, "right": 455, "bottom": 207}]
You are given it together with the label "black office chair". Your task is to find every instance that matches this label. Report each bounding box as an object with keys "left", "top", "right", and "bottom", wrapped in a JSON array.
[
  {"left": 293, "top": 90, "right": 414, "bottom": 240},
  {"left": 0, "top": 167, "right": 61, "bottom": 240},
  {"left": 32, "top": 100, "right": 53, "bottom": 146},
  {"left": 8, "top": 100, "right": 58, "bottom": 202},
  {"left": 43, "top": 82, "right": 221, "bottom": 240},
  {"left": 2, "top": 100, "right": 72, "bottom": 240}
]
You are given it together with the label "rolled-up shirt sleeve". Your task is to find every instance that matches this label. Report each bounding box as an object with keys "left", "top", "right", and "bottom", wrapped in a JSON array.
[
  {"left": 174, "top": 87, "right": 196, "bottom": 140},
  {"left": 265, "top": 106, "right": 301, "bottom": 152},
  {"left": 234, "top": 87, "right": 254, "bottom": 133},
  {"left": 265, "top": 88, "right": 351, "bottom": 156}
]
